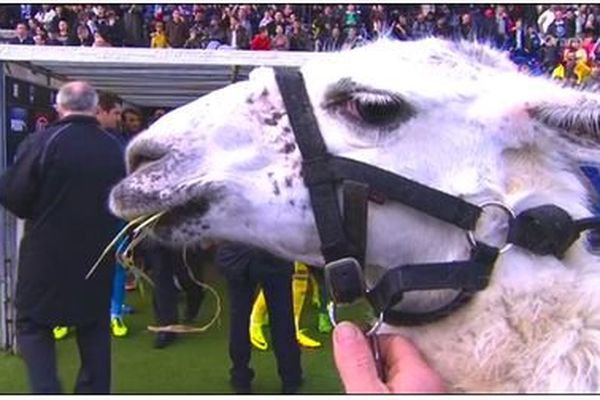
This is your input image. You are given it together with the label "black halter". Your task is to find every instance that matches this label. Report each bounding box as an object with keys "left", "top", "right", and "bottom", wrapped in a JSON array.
[{"left": 274, "top": 67, "right": 600, "bottom": 326}]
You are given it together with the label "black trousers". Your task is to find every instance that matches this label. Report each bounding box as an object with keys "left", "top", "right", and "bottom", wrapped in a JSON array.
[
  {"left": 144, "top": 243, "right": 205, "bottom": 326},
  {"left": 16, "top": 316, "right": 111, "bottom": 394},
  {"left": 226, "top": 260, "right": 301, "bottom": 388}
]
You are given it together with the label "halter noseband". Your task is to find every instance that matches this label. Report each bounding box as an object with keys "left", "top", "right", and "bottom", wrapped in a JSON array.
[{"left": 274, "top": 67, "right": 599, "bottom": 326}]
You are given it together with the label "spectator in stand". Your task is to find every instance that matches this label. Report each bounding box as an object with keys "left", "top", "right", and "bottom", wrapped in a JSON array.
[
  {"left": 204, "top": 16, "right": 226, "bottom": 49},
  {"left": 236, "top": 6, "right": 254, "bottom": 38},
  {"left": 34, "top": 5, "right": 56, "bottom": 29},
  {"left": 569, "top": 37, "right": 589, "bottom": 64},
  {"left": 27, "top": 17, "right": 40, "bottom": 34},
  {"left": 166, "top": 8, "right": 188, "bottom": 48},
  {"left": 183, "top": 28, "right": 203, "bottom": 49},
  {"left": 20, "top": 4, "right": 32, "bottom": 22},
  {"left": 0, "top": 6, "right": 18, "bottom": 29},
  {"left": 10, "top": 21, "right": 34, "bottom": 45},
  {"left": 5, "top": 2, "right": 600, "bottom": 82},
  {"left": 289, "top": 19, "right": 310, "bottom": 51},
  {"left": 582, "top": 29, "right": 597, "bottom": 59},
  {"left": 564, "top": 8, "right": 577, "bottom": 39},
  {"left": 392, "top": 14, "right": 413, "bottom": 41},
  {"left": 541, "top": 35, "right": 561, "bottom": 73},
  {"left": 56, "top": 19, "right": 75, "bottom": 46},
  {"left": 321, "top": 25, "right": 343, "bottom": 52},
  {"left": 341, "top": 26, "right": 364, "bottom": 51},
  {"left": 523, "top": 25, "right": 542, "bottom": 57},
  {"left": 433, "top": 16, "right": 453, "bottom": 40},
  {"left": 548, "top": 10, "right": 568, "bottom": 41},
  {"left": 45, "top": 28, "right": 62, "bottom": 46},
  {"left": 78, "top": 11, "right": 96, "bottom": 37},
  {"left": 412, "top": 12, "right": 432, "bottom": 39},
  {"left": 226, "top": 15, "right": 250, "bottom": 50},
  {"left": 189, "top": 8, "right": 207, "bottom": 39},
  {"left": 75, "top": 24, "right": 93, "bottom": 47},
  {"left": 282, "top": 4, "right": 295, "bottom": 21},
  {"left": 510, "top": 18, "right": 525, "bottom": 54},
  {"left": 92, "top": 5, "right": 108, "bottom": 25},
  {"left": 269, "top": 10, "right": 285, "bottom": 36},
  {"left": 150, "top": 21, "right": 168, "bottom": 48},
  {"left": 538, "top": 6, "right": 556, "bottom": 35},
  {"left": 121, "top": 5, "right": 145, "bottom": 47},
  {"left": 369, "top": 4, "right": 386, "bottom": 27},
  {"left": 51, "top": 5, "right": 77, "bottom": 35},
  {"left": 584, "top": 13, "right": 598, "bottom": 38},
  {"left": 33, "top": 30, "right": 46, "bottom": 46},
  {"left": 457, "top": 13, "right": 476, "bottom": 41},
  {"left": 475, "top": 8, "right": 495, "bottom": 43},
  {"left": 93, "top": 27, "right": 111, "bottom": 47},
  {"left": 311, "top": 5, "right": 333, "bottom": 41},
  {"left": 326, "top": 5, "right": 341, "bottom": 29},
  {"left": 272, "top": 24, "right": 290, "bottom": 51},
  {"left": 258, "top": 8, "right": 274, "bottom": 33},
  {"left": 104, "top": 9, "right": 125, "bottom": 47},
  {"left": 369, "top": 17, "right": 384, "bottom": 41},
  {"left": 250, "top": 26, "right": 271, "bottom": 51},
  {"left": 575, "top": 5, "right": 587, "bottom": 38},
  {"left": 344, "top": 4, "right": 360, "bottom": 27},
  {"left": 495, "top": 6, "right": 513, "bottom": 49}
]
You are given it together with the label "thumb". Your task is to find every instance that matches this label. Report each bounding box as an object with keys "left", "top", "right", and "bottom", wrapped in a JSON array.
[{"left": 332, "top": 322, "right": 388, "bottom": 393}]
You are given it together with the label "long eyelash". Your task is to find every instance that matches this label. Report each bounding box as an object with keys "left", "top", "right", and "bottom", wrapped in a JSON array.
[
  {"left": 323, "top": 90, "right": 404, "bottom": 110},
  {"left": 351, "top": 92, "right": 404, "bottom": 106}
]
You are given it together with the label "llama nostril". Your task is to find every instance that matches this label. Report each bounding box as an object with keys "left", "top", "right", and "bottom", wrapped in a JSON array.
[
  {"left": 127, "top": 141, "right": 170, "bottom": 174},
  {"left": 129, "top": 154, "right": 159, "bottom": 173}
]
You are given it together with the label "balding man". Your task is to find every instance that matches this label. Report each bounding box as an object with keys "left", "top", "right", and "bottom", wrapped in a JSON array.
[{"left": 0, "top": 81, "right": 126, "bottom": 393}]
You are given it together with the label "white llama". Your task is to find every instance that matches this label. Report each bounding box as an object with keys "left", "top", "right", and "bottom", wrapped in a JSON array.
[{"left": 110, "top": 39, "right": 600, "bottom": 392}]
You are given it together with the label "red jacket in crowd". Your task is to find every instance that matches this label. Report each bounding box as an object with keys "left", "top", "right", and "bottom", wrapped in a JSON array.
[{"left": 250, "top": 34, "right": 272, "bottom": 51}]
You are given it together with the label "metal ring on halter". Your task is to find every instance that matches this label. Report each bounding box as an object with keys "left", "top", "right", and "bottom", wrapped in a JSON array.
[
  {"left": 327, "top": 301, "right": 384, "bottom": 337},
  {"left": 466, "top": 200, "right": 516, "bottom": 254}
]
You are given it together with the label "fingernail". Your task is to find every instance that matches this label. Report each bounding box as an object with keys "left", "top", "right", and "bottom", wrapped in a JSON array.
[{"left": 334, "top": 321, "right": 360, "bottom": 344}]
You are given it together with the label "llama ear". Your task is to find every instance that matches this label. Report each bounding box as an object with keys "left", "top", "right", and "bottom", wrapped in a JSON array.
[{"left": 526, "top": 97, "right": 600, "bottom": 162}]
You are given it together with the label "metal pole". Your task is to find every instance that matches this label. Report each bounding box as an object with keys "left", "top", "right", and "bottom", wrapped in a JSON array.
[
  {"left": 0, "top": 62, "right": 18, "bottom": 353},
  {"left": 0, "top": 60, "right": 8, "bottom": 351}
]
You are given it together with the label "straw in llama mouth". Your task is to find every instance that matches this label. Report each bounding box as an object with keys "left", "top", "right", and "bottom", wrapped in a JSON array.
[{"left": 85, "top": 212, "right": 165, "bottom": 280}]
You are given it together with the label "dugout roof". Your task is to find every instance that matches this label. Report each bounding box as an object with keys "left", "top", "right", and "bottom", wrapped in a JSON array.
[{"left": 0, "top": 45, "right": 326, "bottom": 108}]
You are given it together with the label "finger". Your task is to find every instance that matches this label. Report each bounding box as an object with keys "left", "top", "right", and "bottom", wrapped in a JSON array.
[
  {"left": 379, "top": 334, "right": 446, "bottom": 393},
  {"left": 332, "top": 322, "right": 388, "bottom": 393}
]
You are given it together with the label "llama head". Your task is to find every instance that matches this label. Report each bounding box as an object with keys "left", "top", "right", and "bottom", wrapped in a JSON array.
[{"left": 110, "top": 38, "right": 600, "bottom": 277}]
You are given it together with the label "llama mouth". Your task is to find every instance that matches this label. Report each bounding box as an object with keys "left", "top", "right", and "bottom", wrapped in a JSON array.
[{"left": 153, "top": 198, "right": 211, "bottom": 229}]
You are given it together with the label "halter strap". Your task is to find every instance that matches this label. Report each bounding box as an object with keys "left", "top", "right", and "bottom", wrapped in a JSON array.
[{"left": 273, "top": 66, "right": 600, "bottom": 327}]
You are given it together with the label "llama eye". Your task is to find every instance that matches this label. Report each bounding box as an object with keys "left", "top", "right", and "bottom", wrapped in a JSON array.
[{"left": 344, "top": 93, "right": 415, "bottom": 127}]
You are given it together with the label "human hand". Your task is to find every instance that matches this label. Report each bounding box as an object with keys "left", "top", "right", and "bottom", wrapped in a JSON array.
[{"left": 332, "top": 321, "right": 446, "bottom": 393}]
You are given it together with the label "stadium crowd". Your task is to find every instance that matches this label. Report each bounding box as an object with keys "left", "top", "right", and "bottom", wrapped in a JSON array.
[{"left": 2, "top": 4, "right": 600, "bottom": 85}]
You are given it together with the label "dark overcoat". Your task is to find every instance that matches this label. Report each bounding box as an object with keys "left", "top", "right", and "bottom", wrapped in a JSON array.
[{"left": 0, "top": 114, "right": 126, "bottom": 325}]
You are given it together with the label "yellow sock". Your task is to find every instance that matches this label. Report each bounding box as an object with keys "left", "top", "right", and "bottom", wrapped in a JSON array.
[
  {"left": 293, "top": 262, "right": 309, "bottom": 330},
  {"left": 249, "top": 289, "right": 269, "bottom": 351},
  {"left": 250, "top": 289, "right": 268, "bottom": 326},
  {"left": 293, "top": 262, "right": 321, "bottom": 348}
]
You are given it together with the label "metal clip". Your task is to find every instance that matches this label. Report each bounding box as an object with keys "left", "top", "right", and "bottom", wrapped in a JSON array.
[
  {"left": 324, "top": 257, "right": 365, "bottom": 304},
  {"left": 368, "top": 328, "right": 385, "bottom": 381}
]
